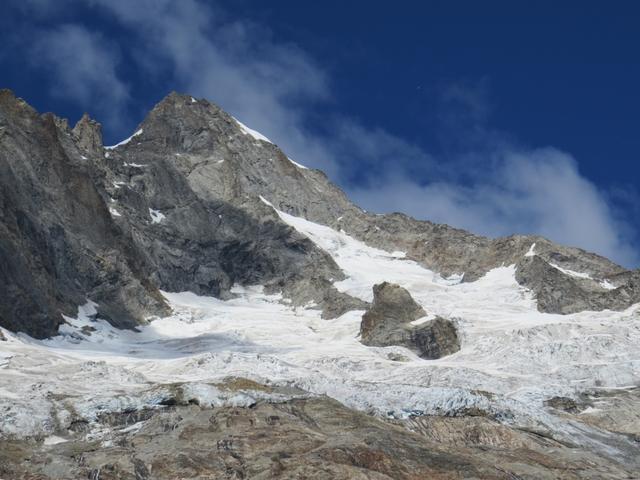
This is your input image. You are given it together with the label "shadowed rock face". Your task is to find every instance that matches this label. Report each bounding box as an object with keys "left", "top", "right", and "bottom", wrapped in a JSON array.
[
  {"left": 360, "top": 282, "right": 460, "bottom": 359},
  {"left": 0, "top": 90, "right": 169, "bottom": 338}
]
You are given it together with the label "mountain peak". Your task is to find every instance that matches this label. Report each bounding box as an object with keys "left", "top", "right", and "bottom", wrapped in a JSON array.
[
  {"left": 0, "top": 88, "right": 17, "bottom": 101},
  {"left": 0, "top": 88, "right": 39, "bottom": 120},
  {"left": 150, "top": 91, "right": 208, "bottom": 114},
  {"left": 72, "top": 112, "right": 103, "bottom": 156}
]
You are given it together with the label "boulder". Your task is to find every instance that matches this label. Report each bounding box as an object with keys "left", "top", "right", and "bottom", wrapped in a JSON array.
[
  {"left": 360, "top": 282, "right": 426, "bottom": 338},
  {"left": 411, "top": 316, "right": 460, "bottom": 359},
  {"left": 360, "top": 282, "right": 460, "bottom": 359}
]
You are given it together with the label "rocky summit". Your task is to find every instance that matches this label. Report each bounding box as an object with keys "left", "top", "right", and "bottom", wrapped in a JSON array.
[{"left": 1, "top": 89, "right": 640, "bottom": 478}]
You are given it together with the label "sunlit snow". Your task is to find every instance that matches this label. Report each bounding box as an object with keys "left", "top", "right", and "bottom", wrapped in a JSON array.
[
  {"left": 233, "top": 117, "right": 272, "bottom": 143},
  {"left": 525, "top": 243, "right": 536, "bottom": 257},
  {"left": 549, "top": 262, "right": 592, "bottom": 279},
  {"left": 149, "top": 208, "right": 166, "bottom": 224},
  {"left": 600, "top": 279, "right": 617, "bottom": 290},
  {"left": 288, "top": 157, "right": 308, "bottom": 169},
  {"left": 105, "top": 129, "right": 143, "bottom": 150}
]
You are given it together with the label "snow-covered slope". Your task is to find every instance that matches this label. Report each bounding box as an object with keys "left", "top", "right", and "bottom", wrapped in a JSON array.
[{"left": 1, "top": 210, "right": 638, "bottom": 451}]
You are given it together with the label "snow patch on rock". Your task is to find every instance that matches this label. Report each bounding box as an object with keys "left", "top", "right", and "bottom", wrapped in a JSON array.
[
  {"left": 549, "top": 262, "right": 592, "bottom": 279},
  {"left": 233, "top": 118, "right": 272, "bottom": 143},
  {"left": 525, "top": 243, "right": 536, "bottom": 257},
  {"left": 105, "top": 129, "right": 143, "bottom": 150},
  {"left": 149, "top": 208, "right": 166, "bottom": 224},
  {"left": 288, "top": 157, "right": 308, "bottom": 169}
]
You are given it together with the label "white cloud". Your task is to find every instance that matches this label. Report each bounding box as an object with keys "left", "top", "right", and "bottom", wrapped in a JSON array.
[{"left": 29, "top": 23, "right": 129, "bottom": 124}]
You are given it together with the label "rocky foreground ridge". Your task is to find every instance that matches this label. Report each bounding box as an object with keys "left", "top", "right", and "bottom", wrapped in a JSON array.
[
  {"left": 1, "top": 89, "right": 640, "bottom": 478},
  {"left": 2, "top": 379, "right": 639, "bottom": 480}
]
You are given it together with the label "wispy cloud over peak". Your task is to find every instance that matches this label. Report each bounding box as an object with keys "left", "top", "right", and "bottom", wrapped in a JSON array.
[{"left": 29, "top": 23, "right": 129, "bottom": 124}]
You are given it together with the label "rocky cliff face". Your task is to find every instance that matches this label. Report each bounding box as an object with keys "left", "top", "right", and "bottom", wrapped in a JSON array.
[
  {"left": 0, "top": 91, "right": 168, "bottom": 338},
  {"left": 1, "top": 88, "right": 639, "bottom": 338}
]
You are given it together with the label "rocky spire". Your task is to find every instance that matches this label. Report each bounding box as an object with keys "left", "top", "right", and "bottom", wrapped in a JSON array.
[{"left": 72, "top": 113, "right": 103, "bottom": 157}]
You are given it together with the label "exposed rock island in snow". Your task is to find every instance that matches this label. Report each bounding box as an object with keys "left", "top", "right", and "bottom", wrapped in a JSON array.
[{"left": 0, "top": 89, "right": 639, "bottom": 478}]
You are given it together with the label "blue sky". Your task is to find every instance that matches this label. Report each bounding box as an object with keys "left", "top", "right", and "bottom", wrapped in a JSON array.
[{"left": 2, "top": 0, "right": 639, "bottom": 267}]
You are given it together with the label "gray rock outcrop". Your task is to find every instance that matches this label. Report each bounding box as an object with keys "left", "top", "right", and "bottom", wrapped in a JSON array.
[
  {"left": 360, "top": 282, "right": 460, "bottom": 359},
  {"left": 361, "top": 282, "right": 427, "bottom": 332},
  {"left": 516, "top": 255, "right": 640, "bottom": 314}
]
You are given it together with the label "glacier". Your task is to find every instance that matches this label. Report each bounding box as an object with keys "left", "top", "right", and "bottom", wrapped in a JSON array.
[{"left": 1, "top": 210, "right": 638, "bottom": 450}]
